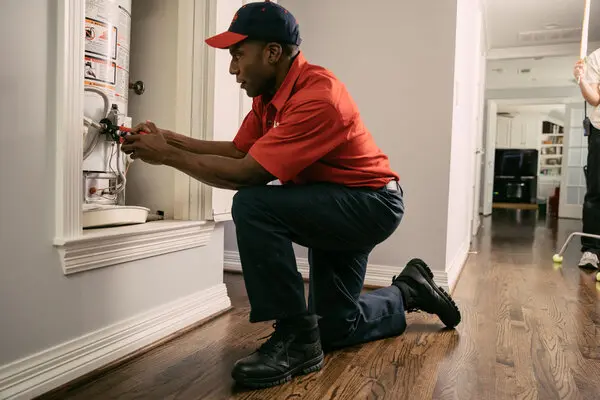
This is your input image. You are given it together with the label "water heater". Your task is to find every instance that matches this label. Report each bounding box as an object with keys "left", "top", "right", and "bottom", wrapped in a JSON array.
[{"left": 82, "top": 0, "right": 149, "bottom": 228}]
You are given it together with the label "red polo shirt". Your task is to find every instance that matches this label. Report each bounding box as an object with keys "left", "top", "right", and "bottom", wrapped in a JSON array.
[{"left": 232, "top": 52, "right": 399, "bottom": 189}]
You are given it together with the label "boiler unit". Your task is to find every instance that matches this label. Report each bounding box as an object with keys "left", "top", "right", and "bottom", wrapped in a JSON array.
[{"left": 81, "top": 0, "right": 149, "bottom": 228}]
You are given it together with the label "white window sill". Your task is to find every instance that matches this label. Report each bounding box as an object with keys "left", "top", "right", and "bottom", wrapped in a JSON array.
[{"left": 54, "top": 220, "right": 215, "bottom": 275}]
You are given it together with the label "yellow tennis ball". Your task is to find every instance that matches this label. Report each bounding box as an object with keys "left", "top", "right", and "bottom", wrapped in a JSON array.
[
  {"left": 552, "top": 254, "right": 563, "bottom": 263},
  {"left": 596, "top": 272, "right": 600, "bottom": 282}
]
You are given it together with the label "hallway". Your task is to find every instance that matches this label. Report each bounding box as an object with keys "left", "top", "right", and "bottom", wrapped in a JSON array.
[{"left": 38, "top": 210, "right": 600, "bottom": 399}]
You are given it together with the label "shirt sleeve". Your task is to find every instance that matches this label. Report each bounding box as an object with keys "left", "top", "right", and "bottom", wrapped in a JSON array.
[
  {"left": 247, "top": 99, "right": 348, "bottom": 182},
  {"left": 586, "top": 51, "right": 600, "bottom": 83},
  {"left": 232, "top": 100, "right": 263, "bottom": 153}
]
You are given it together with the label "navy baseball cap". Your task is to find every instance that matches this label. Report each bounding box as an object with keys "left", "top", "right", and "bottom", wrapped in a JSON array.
[{"left": 205, "top": 1, "right": 301, "bottom": 49}]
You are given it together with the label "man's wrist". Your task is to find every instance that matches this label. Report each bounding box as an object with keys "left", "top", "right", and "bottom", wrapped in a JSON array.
[
  {"left": 163, "top": 130, "right": 191, "bottom": 151},
  {"left": 162, "top": 130, "right": 176, "bottom": 144},
  {"left": 162, "top": 144, "right": 182, "bottom": 166}
]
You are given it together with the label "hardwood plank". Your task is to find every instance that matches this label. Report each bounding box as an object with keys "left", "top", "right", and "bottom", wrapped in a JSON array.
[
  {"left": 493, "top": 203, "right": 538, "bottom": 210},
  {"left": 36, "top": 210, "right": 600, "bottom": 399}
]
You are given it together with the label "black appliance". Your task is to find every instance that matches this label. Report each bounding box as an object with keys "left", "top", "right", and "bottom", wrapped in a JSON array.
[{"left": 493, "top": 149, "right": 538, "bottom": 204}]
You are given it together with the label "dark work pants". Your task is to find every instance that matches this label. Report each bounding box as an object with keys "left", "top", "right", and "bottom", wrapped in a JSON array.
[
  {"left": 582, "top": 123, "right": 600, "bottom": 254},
  {"left": 231, "top": 182, "right": 407, "bottom": 350}
]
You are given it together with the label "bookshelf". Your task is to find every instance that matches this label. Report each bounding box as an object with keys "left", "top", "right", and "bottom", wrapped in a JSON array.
[{"left": 538, "top": 119, "right": 564, "bottom": 199}]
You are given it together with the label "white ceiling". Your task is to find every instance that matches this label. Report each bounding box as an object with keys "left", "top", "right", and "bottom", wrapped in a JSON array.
[
  {"left": 497, "top": 103, "right": 564, "bottom": 113},
  {"left": 486, "top": 55, "right": 577, "bottom": 89},
  {"left": 483, "top": 0, "right": 600, "bottom": 49},
  {"left": 497, "top": 103, "right": 566, "bottom": 121}
]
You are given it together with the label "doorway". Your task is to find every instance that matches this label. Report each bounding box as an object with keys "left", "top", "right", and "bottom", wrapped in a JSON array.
[{"left": 481, "top": 99, "right": 568, "bottom": 217}]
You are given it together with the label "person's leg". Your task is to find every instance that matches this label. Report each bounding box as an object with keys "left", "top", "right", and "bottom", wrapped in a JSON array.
[
  {"left": 232, "top": 183, "right": 404, "bottom": 323},
  {"left": 230, "top": 182, "right": 461, "bottom": 388},
  {"left": 580, "top": 124, "right": 600, "bottom": 269},
  {"left": 308, "top": 249, "right": 461, "bottom": 352},
  {"left": 307, "top": 247, "right": 408, "bottom": 351},
  {"left": 230, "top": 182, "right": 404, "bottom": 387}
]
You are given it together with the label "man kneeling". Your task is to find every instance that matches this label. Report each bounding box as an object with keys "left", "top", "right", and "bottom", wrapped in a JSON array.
[{"left": 121, "top": 1, "right": 461, "bottom": 389}]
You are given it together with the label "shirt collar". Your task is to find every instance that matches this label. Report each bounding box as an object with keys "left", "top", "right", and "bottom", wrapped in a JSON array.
[{"left": 264, "top": 51, "right": 307, "bottom": 111}]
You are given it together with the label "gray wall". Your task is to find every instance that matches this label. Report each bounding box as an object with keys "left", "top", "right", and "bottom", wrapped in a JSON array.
[
  {"left": 226, "top": 0, "right": 460, "bottom": 272},
  {"left": 0, "top": 0, "right": 225, "bottom": 367}
]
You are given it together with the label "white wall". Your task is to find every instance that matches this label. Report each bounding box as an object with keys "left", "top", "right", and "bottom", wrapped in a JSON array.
[
  {"left": 0, "top": 0, "right": 225, "bottom": 376},
  {"left": 124, "top": 0, "right": 179, "bottom": 218},
  {"left": 226, "top": 0, "right": 461, "bottom": 279},
  {"left": 445, "top": 0, "right": 485, "bottom": 286}
]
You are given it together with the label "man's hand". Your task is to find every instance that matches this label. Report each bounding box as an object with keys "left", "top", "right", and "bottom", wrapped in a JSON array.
[
  {"left": 574, "top": 58, "right": 600, "bottom": 107},
  {"left": 121, "top": 121, "right": 172, "bottom": 165},
  {"left": 129, "top": 120, "right": 164, "bottom": 136},
  {"left": 574, "top": 59, "right": 586, "bottom": 82}
]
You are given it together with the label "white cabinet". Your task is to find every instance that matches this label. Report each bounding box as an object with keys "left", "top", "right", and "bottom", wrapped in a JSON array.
[
  {"left": 521, "top": 115, "right": 542, "bottom": 149},
  {"left": 509, "top": 117, "right": 525, "bottom": 147},
  {"left": 495, "top": 113, "right": 541, "bottom": 150},
  {"left": 496, "top": 115, "right": 511, "bottom": 148}
]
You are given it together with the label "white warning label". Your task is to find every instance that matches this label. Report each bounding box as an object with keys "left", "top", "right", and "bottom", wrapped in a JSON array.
[
  {"left": 85, "top": 18, "right": 117, "bottom": 60},
  {"left": 84, "top": 55, "right": 117, "bottom": 85},
  {"left": 84, "top": 0, "right": 132, "bottom": 114}
]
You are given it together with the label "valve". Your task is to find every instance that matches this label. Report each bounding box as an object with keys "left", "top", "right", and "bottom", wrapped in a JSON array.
[{"left": 129, "top": 80, "right": 145, "bottom": 95}]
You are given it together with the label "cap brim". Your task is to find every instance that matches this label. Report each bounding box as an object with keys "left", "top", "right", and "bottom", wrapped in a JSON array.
[{"left": 205, "top": 31, "right": 248, "bottom": 49}]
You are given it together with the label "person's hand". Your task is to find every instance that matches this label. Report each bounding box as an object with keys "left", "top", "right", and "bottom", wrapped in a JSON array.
[
  {"left": 121, "top": 121, "right": 171, "bottom": 165},
  {"left": 129, "top": 120, "right": 167, "bottom": 136},
  {"left": 574, "top": 59, "right": 586, "bottom": 82}
]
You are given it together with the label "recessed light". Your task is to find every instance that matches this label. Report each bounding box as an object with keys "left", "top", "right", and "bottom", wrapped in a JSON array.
[{"left": 544, "top": 23, "right": 560, "bottom": 30}]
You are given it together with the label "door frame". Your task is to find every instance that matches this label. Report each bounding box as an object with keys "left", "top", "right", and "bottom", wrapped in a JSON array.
[
  {"left": 468, "top": 5, "right": 487, "bottom": 239},
  {"left": 480, "top": 97, "right": 574, "bottom": 216},
  {"left": 558, "top": 101, "right": 587, "bottom": 219}
]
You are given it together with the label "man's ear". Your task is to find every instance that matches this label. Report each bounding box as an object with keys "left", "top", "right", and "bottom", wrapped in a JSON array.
[{"left": 265, "top": 42, "right": 283, "bottom": 64}]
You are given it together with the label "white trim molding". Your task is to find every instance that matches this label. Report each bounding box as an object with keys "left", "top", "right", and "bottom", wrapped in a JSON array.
[
  {"left": 213, "top": 211, "right": 232, "bottom": 222},
  {"left": 175, "top": 0, "right": 218, "bottom": 222},
  {"left": 487, "top": 41, "right": 600, "bottom": 60},
  {"left": 0, "top": 283, "right": 231, "bottom": 400},
  {"left": 172, "top": 0, "right": 197, "bottom": 222},
  {"left": 223, "top": 250, "right": 451, "bottom": 290},
  {"left": 56, "top": 221, "right": 215, "bottom": 275},
  {"left": 54, "top": 0, "right": 85, "bottom": 243},
  {"left": 446, "top": 239, "right": 470, "bottom": 292},
  {"left": 53, "top": 0, "right": 218, "bottom": 272}
]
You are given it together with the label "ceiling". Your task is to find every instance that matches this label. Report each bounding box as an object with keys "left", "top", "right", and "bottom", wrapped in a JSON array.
[
  {"left": 497, "top": 103, "right": 566, "bottom": 121},
  {"left": 483, "top": 0, "right": 600, "bottom": 49},
  {"left": 486, "top": 55, "right": 577, "bottom": 89},
  {"left": 497, "top": 103, "right": 564, "bottom": 112}
]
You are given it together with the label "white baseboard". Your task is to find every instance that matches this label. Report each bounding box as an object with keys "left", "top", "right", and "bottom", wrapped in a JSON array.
[
  {"left": 223, "top": 250, "right": 450, "bottom": 289},
  {"left": 0, "top": 284, "right": 231, "bottom": 400},
  {"left": 446, "top": 239, "right": 471, "bottom": 292}
]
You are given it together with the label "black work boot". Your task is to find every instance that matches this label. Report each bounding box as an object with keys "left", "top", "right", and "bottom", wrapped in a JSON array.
[
  {"left": 231, "top": 314, "right": 324, "bottom": 388},
  {"left": 392, "top": 258, "right": 461, "bottom": 328}
]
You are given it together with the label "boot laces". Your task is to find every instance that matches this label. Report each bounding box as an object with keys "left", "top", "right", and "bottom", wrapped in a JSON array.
[
  {"left": 257, "top": 321, "right": 293, "bottom": 356},
  {"left": 392, "top": 275, "right": 421, "bottom": 314}
]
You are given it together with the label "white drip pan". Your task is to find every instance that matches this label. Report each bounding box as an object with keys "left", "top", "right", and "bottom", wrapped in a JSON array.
[{"left": 83, "top": 204, "right": 150, "bottom": 229}]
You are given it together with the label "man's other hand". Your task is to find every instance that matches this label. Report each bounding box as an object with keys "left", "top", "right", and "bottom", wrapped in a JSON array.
[
  {"left": 130, "top": 120, "right": 164, "bottom": 136},
  {"left": 121, "top": 121, "right": 172, "bottom": 165}
]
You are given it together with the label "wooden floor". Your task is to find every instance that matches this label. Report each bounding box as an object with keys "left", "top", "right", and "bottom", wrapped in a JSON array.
[
  {"left": 492, "top": 202, "right": 539, "bottom": 210},
  {"left": 38, "top": 209, "right": 600, "bottom": 400}
]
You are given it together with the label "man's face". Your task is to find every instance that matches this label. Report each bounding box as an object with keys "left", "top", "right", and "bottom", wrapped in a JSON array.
[{"left": 229, "top": 41, "right": 277, "bottom": 98}]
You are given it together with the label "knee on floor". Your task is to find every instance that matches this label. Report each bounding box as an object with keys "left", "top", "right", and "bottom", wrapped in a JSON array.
[{"left": 317, "top": 316, "right": 355, "bottom": 344}]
